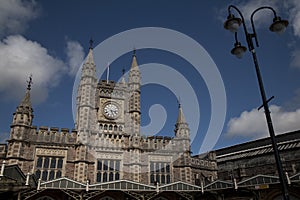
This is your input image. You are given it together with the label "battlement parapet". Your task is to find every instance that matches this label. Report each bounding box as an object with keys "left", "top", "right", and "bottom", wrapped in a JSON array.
[
  {"left": 98, "top": 80, "right": 127, "bottom": 99},
  {"left": 98, "top": 80, "right": 127, "bottom": 88},
  {"left": 190, "top": 157, "right": 217, "bottom": 170},
  {"left": 27, "top": 126, "right": 77, "bottom": 144},
  {"left": 146, "top": 136, "right": 173, "bottom": 142}
]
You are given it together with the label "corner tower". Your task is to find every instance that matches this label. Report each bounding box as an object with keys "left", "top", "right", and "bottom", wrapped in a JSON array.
[
  {"left": 7, "top": 76, "right": 34, "bottom": 168},
  {"left": 11, "top": 76, "right": 34, "bottom": 128},
  {"left": 74, "top": 41, "right": 97, "bottom": 182},
  {"left": 128, "top": 50, "right": 141, "bottom": 135},
  {"left": 75, "top": 40, "right": 97, "bottom": 141},
  {"left": 174, "top": 103, "right": 190, "bottom": 152}
]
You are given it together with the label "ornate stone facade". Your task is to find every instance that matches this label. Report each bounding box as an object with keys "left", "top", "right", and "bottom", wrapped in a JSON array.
[
  {"left": 1, "top": 46, "right": 217, "bottom": 189},
  {"left": 1, "top": 45, "right": 299, "bottom": 200}
]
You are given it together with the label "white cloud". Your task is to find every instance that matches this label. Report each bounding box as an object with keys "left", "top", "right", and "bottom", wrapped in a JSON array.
[
  {"left": 66, "top": 39, "right": 85, "bottom": 76},
  {"left": 0, "top": 35, "right": 85, "bottom": 104},
  {"left": 224, "top": 1, "right": 300, "bottom": 140},
  {"left": 285, "top": 0, "right": 300, "bottom": 38},
  {"left": 290, "top": 49, "right": 300, "bottom": 69},
  {"left": 0, "top": 35, "right": 67, "bottom": 104},
  {"left": 230, "top": 0, "right": 280, "bottom": 28},
  {"left": 0, "top": 0, "right": 39, "bottom": 36},
  {"left": 284, "top": 0, "right": 300, "bottom": 69},
  {"left": 229, "top": 1, "right": 300, "bottom": 70},
  {"left": 226, "top": 105, "right": 300, "bottom": 139}
]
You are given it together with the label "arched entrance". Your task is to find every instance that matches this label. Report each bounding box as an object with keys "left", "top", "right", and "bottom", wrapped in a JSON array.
[
  {"left": 36, "top": 197, "right": 55, "bottom": 200},
  {"left": 100, "top": 196, "right": 115, "bottom": 200}
]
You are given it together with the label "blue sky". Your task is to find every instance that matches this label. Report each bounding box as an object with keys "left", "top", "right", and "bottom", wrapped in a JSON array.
[{"left": 0, "top": 0, "right": 300, "bottom": 154}]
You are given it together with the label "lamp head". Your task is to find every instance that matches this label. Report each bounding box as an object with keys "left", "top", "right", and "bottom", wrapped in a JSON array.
[
  {"left": 269, "top": 16, "right": 289, "bottom": 35},
  {"left": 224, "top": 14, "right": 242, "bottom": 32},
  {"left": 231, "top": 42, "right": 247, "bottom": 58}
]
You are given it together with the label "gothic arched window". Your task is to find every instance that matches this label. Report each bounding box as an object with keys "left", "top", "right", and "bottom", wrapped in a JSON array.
[
  {"left": 103, "top": 172, "right": 107, "bottom": 182},
  {"left": 57, "top": 158, "right": 63, "bottom": 168},
  {"left": 35, "top": 170, "right": 41, "bottom": 179},
  {"left": 97, "top": 172, "right": 102, "bottom": 182},
  {"left": 56, "top": 170, "right": 62, "bottom": 178},
  {"left": 43, "top": 157, "right": 49, "bottom": 168},
  {"left": 109, "top": 172, "right": 114, "bottom": 181},
  {"left": 49, "top": 170, "right": 55, "bottom": 180},
  {"left": 36, "top": 157, "right": 42, "bottom": 167},
  {"left": 115, "top": 172, "right": 120, "bottom": 180},
  {"left": 42, "top": 171, "right": 48, "bottom": 181},
  {"left": 50, "top": 158, "right": 56, "bottom": 168}
]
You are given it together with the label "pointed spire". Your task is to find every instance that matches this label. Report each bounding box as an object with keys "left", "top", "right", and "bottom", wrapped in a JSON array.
[
  {"left": 85, "top": 39, "right": 95, "bottom": 65},
  {"left": 27, "top": 74, "right": 32, "bottom": 90},
  {"left": 176, "top": 101, "right": 187, "bottom": 124},
  {"left": 133, "top": 48, "right": 136, "bottom": 56},
  {"left": 13, "top": 75, "right": 34, "bottom": 126},
  {"left": 120, "top": 67, "right": 126, "bottom": 84},
  {"left": 128, "top": 48, "right": 140, "bottom": 85},
  {"left": 174, "top": 99, "right": 190, "bottom": 140},
  {"left": 89, "top": 37, "right": 93, "bottom": 49},
  {"left": 20, "top": 75, "right": 33, "bottom": 108},
  {"left": 130, "top": 49, "right": 138, "bottom": 69}
]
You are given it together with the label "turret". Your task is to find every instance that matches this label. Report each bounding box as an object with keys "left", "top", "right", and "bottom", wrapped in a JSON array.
[
  {"left": 128, "top": 50, "right": 141, "bottom": 135},
  {"left": 11, "top": 76, "right": 33, "bottom": 128},
  {"left": 174, "top": 103, "right": 190, "bottom": 152},
  {"left": 7, "top": 76, "right": 34, "bottom": 167},
  {"left": 74, "top": 40, "right": 97, "bottom": 183},
  {"left": 75, "top": 39, "right": 97, "bottom": 138}
]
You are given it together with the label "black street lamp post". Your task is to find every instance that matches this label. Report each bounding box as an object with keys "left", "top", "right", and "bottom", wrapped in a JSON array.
[{"left": 224, "top": 5, "right": 289, "bottom": 200}]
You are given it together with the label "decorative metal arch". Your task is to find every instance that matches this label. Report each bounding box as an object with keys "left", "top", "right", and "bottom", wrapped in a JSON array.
[
  {"left": 204, "top": 180, "right": 233, "bottom": 191},
  {"left": 159, "top": 181, "right": 202, "bottom": 191},
  {"left": 89, "top": 180, "right": 156, "bottom": 191},
  {"left": 238, "top": 174, "right": 279, "bottom": 187},
  {"left": 40, "top": 177, "right": 86, "bottom": 190}
]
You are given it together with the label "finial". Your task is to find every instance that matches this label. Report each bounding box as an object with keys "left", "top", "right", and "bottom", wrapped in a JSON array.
[
  {"left": 177, "top": 96, "right": 181, "bottom": 108},
  {"left": 27, "top": 74, "right": 33, "bottom": 90},
  {"left": 89, "top": 37, "right": 93, "bottom": 49},
  {"left": 106, "top": 62, "right": 110, "bottom": 84},
  {"left": 122, "top": 67, "right": 125, "bottom": 76},
  {"left": 133, "top": 48, "right": 136, "bottom": 57}
]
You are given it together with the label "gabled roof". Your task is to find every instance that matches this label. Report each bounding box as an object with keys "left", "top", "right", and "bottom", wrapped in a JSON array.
[
  {"left": 90, "top": 180, "right": 156, "bottom": 191},
  {"left": 40, "top": 179, "right": 205, "bottom": 192},
  {"left": 160, "top": 181, "right": 202, "bottom": 191},
  {"left": 41, "top": 178, "right": 156, "bottom": 191},
  {"left": 41, "top": 177, "right": 86, "bottom": 189},
  {"left": 204, "top": 180, "right": 233, "bottom": 191},
  {"left": 238, "top": 174, "right": 279, "bottom": 187},
  {"left": 35, "top": 173, "right": 300, "bottom": 192}
]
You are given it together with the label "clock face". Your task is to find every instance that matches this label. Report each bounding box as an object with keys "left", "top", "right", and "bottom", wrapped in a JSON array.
[{"left": 103, "top": 103, "right": 119, "bottom": 119}]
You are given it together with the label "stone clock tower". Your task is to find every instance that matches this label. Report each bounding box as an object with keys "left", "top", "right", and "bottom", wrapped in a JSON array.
[
  {"left": 96, "top": 50, "right": 140, "bottom": 136},
  {"left": 96, "top": 79, "right": 127, "bottom": 134}
]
